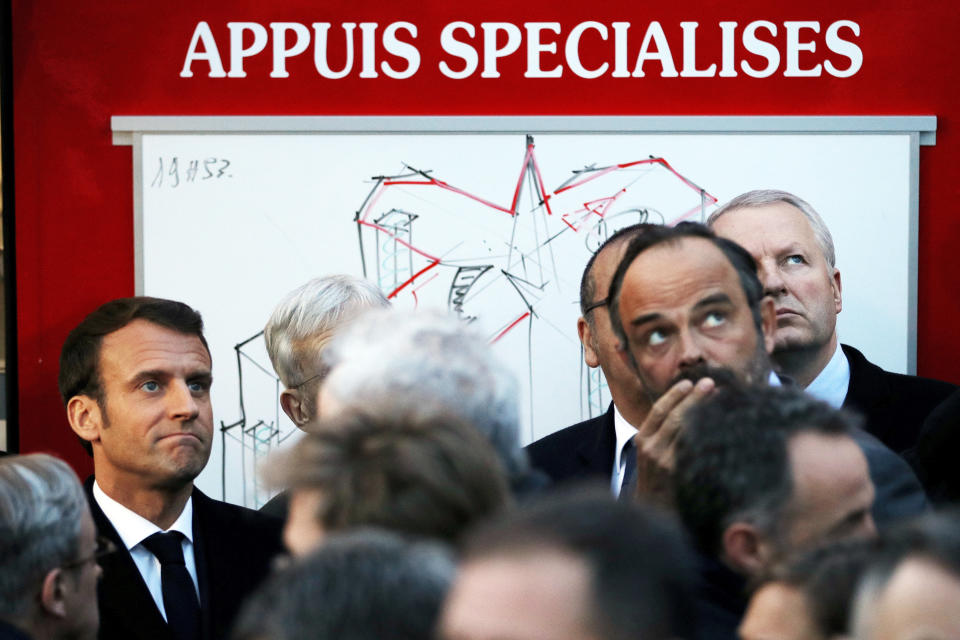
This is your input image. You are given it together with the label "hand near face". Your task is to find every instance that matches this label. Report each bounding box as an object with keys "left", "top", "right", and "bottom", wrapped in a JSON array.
[{"left": 627, "top": 377, "right": 716, "bottom": 505}]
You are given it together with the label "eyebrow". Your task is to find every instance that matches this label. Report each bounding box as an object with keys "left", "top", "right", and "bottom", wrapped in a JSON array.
[
  {"left": 129, "top": 368, "right": 213, "bottom": 384},
  {"left": 693, "top": 293, "right": 733, "bottom": 310},
  {"left": 629, "top": 292, "right": 734, "bottom": 327}
]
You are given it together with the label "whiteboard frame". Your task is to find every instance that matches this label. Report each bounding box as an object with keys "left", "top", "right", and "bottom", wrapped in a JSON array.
[{"left": 112, "top": 115, "right": 937, "bottom": 374}]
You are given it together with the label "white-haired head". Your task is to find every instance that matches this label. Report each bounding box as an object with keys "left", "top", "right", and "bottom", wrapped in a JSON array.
[
  {"left": 320, "top": 309, "right": 529, "bottom": 482},
  {"left": 264, "top": 275, "right": 389, "bottom": 425},
  {"left": 707, "top": 189, "right": 837, "bottom": 267}
]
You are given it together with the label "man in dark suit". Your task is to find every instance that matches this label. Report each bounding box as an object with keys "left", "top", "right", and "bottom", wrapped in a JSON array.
[
  {"left": 526, "top": 224, "right": 651, "bottom": 497},
  {"left": 531, "top": 222, "right": 926, "bottom": 528},
  {"left": 59, "top": 297, "right": 283, "bottom": 640},
  {"left": 708, "top": 190, "right": 956, "bottom": 454}
]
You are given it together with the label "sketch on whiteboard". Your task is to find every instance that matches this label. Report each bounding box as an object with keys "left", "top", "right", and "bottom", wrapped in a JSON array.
[{"left": 219, "top": 134, "right": 716, "bottom": 507}]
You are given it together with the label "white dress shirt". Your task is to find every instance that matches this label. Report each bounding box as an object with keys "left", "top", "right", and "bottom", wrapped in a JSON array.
[
  {"left": 611, "top": 405, "right": 639, "bottom": 497},
  {"left": 93, "top": 481, "right": 199, "bottom": 621},
  {"left": 804, "top": 341, "right": 851, "bottom": 409}
]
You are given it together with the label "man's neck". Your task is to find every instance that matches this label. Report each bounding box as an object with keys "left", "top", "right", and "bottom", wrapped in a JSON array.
[
  {"left": 773, "top": 334, "right": 838, "bottom": 389},
  {"left": 95, "top": 474, "right": 193, "bottom": 530}
]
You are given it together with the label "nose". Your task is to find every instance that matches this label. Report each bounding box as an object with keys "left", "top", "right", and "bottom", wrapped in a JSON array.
[
  {"left": 676, "top": 326, "right": 705, "bottom": 369},
  {"left": 759, "top": 258, "right": 786, "bottom": 298},
  {"left": 168, "top": 380, "right": 200, "bottom": 421}
]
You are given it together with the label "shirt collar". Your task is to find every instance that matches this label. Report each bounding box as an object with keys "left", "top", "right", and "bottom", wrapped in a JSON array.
[
  {"left": 804, "top": 342, "right": 850, "bottom": 408},
  {"left": 612, "top": 404, "right": 639, "bottom": 467},
  {"left": 93, "top": 480, "right": 194, "bottom": 550}
]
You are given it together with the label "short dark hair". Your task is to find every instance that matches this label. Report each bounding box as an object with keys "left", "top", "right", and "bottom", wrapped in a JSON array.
[
  {"left": 673, "top": 385, "right": 860, "bottom": 557},
  {"left": 759, "top": 538, "right": 878, "bottom": 637},
  {"left": 857, "top": 510, "right": 960, "bottom": 599},
  {"left": 270, "top": 411, "right": 511, "bottom": 545},
  {"left": 58, "top": 297, "right": 209, "bottom": 454},
  {"left": 462, "top": 489, "right": 697, "bottom": 640},
  {"left": 606, "top": 222, "right": 764, "bottom": 352},
  {"left": 233, "top": 529, "right": 455, "bottom": 640},
  {"left": 579, "top": 223, "right": 656, "bottom": 319}
]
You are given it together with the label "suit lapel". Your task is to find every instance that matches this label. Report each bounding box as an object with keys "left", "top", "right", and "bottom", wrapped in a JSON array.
[
  {"left": 575, "top": 405, "right": 617, "bottom": 477},
  {"left": 84, "top": 478, "right": 173, "bottom": 640}
]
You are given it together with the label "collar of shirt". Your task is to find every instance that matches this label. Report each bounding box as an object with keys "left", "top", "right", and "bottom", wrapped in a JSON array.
[
  {"left": 93, "top": 481, "right": 198, "bottom": 621},
  {"left": 93, "top": 481, "right": 194, "bottom": 549},
  {"left": 612, "top": 404, "right": 639, "bottom": 496},
  {"left": 803, "top": 342, "right": 850, "bottom": 409}
]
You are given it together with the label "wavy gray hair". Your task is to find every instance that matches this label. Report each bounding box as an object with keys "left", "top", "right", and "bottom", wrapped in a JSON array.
[{"left": 0, "top": 454, "right": 87, "bottom": 618}]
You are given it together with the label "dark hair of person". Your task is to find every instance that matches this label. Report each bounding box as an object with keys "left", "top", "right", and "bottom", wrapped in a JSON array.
[
  {"left": 232, "top": 529, "right": 455, "bottom": 640},
  {"left": 858, "top": 509, "right": 960, "bottom": 597},
  {"left": 579, "top": 223, "right": 656, "bottom": 320},
  {"left": 271, "top": 410, "right": 512, "bottom": 546},
  {"left": 758, "top": 538, "right": 878, "bottom": 637},
  {"left": 58, "top": 297, "right": 208, "bottom": 455},
  {"left": 673, "top": 385, "right": 860, "bottom": 558},
  {"left": 461, "top": 488, "right": 697, "bottom": 640},
  {"left": 606, "top": 222, "right": 764, "bottom": 352}
]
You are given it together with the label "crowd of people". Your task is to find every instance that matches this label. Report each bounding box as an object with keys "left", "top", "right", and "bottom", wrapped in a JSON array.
[{"left": 1, "top": 188, "right": 958, "bottom": 640}]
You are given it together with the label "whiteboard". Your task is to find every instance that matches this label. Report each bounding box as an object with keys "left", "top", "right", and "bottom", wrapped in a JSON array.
[{"left": 119, "top": 118, "right": 926, "bottom": 505}]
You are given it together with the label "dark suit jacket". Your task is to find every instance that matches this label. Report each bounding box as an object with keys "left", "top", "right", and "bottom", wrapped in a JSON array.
[
  {"left": 905, "top": 388, "right": 960, "bottom": 504},
  {"left": 85, "top": 478, "right": 284, "bottom": 640},
  {"left": 842, "top": 344, "right": 956, "bottom": 454},
  {"left": 0, "top": 621, "right": 31, "bottom": 640},
  {"left": 526, "top": 402, "right": 927, "bottom": 530},
  {"left": 525, "top": 406, "right": 616, "bottom": 487}
]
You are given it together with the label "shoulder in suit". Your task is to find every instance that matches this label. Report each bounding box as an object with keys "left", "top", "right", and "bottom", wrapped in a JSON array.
[
  {"left": 525, "top": 406, "right": 616, "bottom": 485},
  {"left": 85, "top": 478, "right": 283, "bottom": 640},
  {"left": 849, "top": 427, "right": 928, "bottom": 530},
  {"left": 842, "top": 344, "right": 957, "bottom": 454}
]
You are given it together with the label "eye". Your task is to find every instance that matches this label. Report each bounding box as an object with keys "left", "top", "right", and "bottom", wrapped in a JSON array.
[
  {"left": 140, "top": 381, "right": 160, "bottom": 392},
  {"left": 703, "top": 311, "right": 726, "bottom": 328},
  {"left": 188, "top": 380, "right": 210, "bottom": 393},
  {"left": 647, "top": 329, "right": 668, "bottom": 347},
  {"left": 785, "top": 254, "right": 806, "bottom": 265}
]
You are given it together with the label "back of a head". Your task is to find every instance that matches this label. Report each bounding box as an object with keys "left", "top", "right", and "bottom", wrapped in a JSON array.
[
  {"left": 674, "top": 385, "right": 857, "bottom": 559},
  {"left": 0, "top": 454, "right": 87, "bottom": 620},
  {"left": 459, "top": 489, "right": 697, "bottom": 640},
  {"left": 761, "top": 538, "right": 878, "bottom": 638},
  {"left": 320, "top": 309, "right": 528, "bottom": 482},
  {"left": 272, "top": 410, "right": 511, "bottom": 548},
  {"left": 233, "top": 529, "right": 455, "bottom": 640},
  {"left": 263, "top": 275, "right": 390, "bottom": 389},
  {"left": 852, "top": 511, "right": 960, "bottom": 640}
]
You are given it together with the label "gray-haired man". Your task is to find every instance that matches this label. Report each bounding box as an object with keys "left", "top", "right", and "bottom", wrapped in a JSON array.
[{"left": 0, "top": 454, "right": 101, "bottom": 640}]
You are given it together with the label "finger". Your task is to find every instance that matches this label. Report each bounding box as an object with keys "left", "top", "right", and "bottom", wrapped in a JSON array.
[
  {"left": 660, "top": 377, "right": 717, "bottom": 448},
  {"left": 637, "top": 379, "right": 695, "bottom": 438}
]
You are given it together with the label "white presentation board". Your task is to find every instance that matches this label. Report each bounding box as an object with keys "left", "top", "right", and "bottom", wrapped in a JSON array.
[{"left": 115, "top": 117, "right": 929, "bottom": 506}]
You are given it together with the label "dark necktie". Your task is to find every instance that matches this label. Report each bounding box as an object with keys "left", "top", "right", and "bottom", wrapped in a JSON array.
[
  {"left": 141, "top": 531, "right": 201, "bottom": 640},
  {"left": 619, "top": 435, "right": 637, "bottom": 502}
]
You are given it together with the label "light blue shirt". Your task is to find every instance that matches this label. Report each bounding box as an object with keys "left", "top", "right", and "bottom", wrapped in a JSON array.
[{"left": 804, "top": 342, "right": 851, "bottom": 409}]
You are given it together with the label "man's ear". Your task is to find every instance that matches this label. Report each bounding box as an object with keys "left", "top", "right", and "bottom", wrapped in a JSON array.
[
  {"left": 577, "top": 317, "right": 600, "bottom": 369},
  {"left": 66, "top": 395, "right": 103, "bottom": 446},
  {"left": 280, "top": 389, "right": 310, "bottom": 427},
  {"left": 832, "top": 268, "right": 842, "bottom": 314},
  {"left": 759, "top": 296, "right": 777, "bottom": 355},
  {"left": 721, "top": 522, "right": 767, "bottom": 577},
  {"left": 39, "top": 568, "right": 68, "bottom": 618}
]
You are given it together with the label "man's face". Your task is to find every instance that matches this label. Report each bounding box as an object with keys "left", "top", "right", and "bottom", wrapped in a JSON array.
[
  {"left": 440, "top": 549, "right": 594, "bottom": 640},
  {"left": 62, "top": 509, "right": 101, "bottom": 640},
  {"left": 739, "top": 582, "right": 823, "bottom": 640},
  {"left": 862, "top": 558, "right": 960, "bottom": 640},
  {"left": 783, "top": 432, "right": 876, "bottom": 550},
  {"left": 578, "top": 239, "right": 650, "bottom": 418},
  {"left": 284, "top": 488, "right": 327, "bottom": 557},
  {"left": 711, "top": 203, "right": 841, "bottom": 356},
  {"left": 615, "top": 237, "right": 775, "bottom": 401},
  {"left": 86, "top": 319, "right": 213, "bottom": 492}
]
